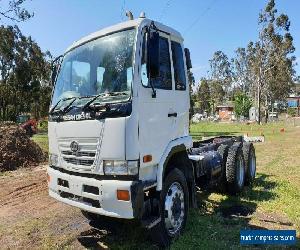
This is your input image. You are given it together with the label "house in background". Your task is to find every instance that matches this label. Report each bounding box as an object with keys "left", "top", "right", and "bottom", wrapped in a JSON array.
[
  {"left": 287, "top": 95, "right": 300, "bottom": 116},
  {"left": 292, "top": 82, "right": 300, "bottom": 95},
  {"left": 216, "top": 104, "right": 234, "bottom": 120}
]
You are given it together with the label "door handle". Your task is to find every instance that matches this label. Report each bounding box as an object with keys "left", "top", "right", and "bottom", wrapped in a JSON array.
[{"left": 168, "top": 112, "right": 177, "bottom": 117}]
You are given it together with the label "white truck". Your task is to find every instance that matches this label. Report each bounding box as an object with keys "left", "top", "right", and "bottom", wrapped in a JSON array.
[{"left": 47, "top": 12, "right": 256, "bottom": 247}]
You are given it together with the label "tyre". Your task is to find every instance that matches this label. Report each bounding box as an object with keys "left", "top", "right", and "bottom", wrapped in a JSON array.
[
  {"left": 243, "top": 142, "right": 256, "bottom": 185},
  {"left": 226, "top": 142, "right": 245, "bottom": 194},
  {"left": 217, "top": 144, "right": 229, "bottom": 192},
  {"left": 150, "top": 168, "right": 189, "bottom": 247}
]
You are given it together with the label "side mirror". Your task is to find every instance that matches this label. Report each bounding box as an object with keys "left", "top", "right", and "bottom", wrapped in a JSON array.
[
  {"left": 147, "top": 30, "right": 160, "bottom": 79},
  {"left": 184, "top": 48, "right": 192, "bottom": 70},
  {"left": 51, "top": 64, "right": 58, "bottom": 86}
]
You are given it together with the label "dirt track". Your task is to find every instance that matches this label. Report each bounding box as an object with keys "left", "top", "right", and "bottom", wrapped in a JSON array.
[
  {"left": 0, "top": 165, "right": 142, "bottom": 249},
  {"left": 0, "top": 162, "right": 297, "bottom": 249}
]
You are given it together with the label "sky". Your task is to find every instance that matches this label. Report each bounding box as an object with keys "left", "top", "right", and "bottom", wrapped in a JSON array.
[{"left": 3, "top": 0, "right": 300, "bottom": 86}]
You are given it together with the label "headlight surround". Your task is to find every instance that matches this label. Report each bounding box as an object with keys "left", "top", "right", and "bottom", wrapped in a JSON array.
[
  {"left": 49, "top": 154, "right": 58, "bottom": 166},
  {"left": 103, "top": 160, "right": 139, "bottom": 175}
]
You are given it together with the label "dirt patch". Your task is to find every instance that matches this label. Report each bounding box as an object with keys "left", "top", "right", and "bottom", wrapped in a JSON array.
[
  {"left": 0, "top": 165, "right": 149, "bottom": 249},
  {"left": 0, "top": 124, "right": 46, "bottom": 172},
  {"left": 0, "top": 165, "right": 87, "bottom": 249},
  {"left": 255, "top": 211, "right": 294, "bottom": 226}
]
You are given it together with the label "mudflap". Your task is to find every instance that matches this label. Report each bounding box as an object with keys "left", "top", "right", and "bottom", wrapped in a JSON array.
[
  {"left": 130, "top": 181, "right": 144, "bottom": 219},
  {"left": 189, "top": 167, "right": 198, "bottom": 209}
]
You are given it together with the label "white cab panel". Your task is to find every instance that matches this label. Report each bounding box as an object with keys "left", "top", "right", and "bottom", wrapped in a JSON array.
[{"left": 100, "top": 117, "right": 126, "bottom": 160}]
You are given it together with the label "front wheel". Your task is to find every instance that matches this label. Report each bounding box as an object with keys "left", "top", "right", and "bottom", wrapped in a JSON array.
[{"left": 150, "top": 168, "right": 189, "bottom": 247}]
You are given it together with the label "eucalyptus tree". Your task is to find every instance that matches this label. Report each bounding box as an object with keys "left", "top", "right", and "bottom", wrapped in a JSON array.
[
  {"left": 197, "top": 78, "right": 211, "bottom": 113},
  {"left": 209, "top": 50, "right": 233, "bottom": 99},
  {"left": 0, "top": 25, "right": 51, "bottom": 121},
  {"left": 232, "top": 47, "right": 253, "bottom": 94},
  {"left": 0, "top": 0, "right": 33, "bottom": 23},
  {"left": 252, "top": 0, "right": 296, "bottom": 123}
]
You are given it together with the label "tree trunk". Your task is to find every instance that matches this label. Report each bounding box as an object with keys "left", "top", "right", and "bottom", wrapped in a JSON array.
[
  {"left": 257, "top": 73, "right": 261, "bottom": 125},
  {"left": 264, "top": 95, "right": 268, "bottom": 124}
]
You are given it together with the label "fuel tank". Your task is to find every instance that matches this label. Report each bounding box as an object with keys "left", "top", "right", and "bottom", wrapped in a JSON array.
[{"left": 189, "top": 150, "right": 223, "bottom": 181}]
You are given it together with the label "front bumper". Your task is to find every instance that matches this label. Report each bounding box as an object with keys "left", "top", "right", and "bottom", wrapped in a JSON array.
[{"left": 47, "top": 166, "right": 143, "bottom": 219}]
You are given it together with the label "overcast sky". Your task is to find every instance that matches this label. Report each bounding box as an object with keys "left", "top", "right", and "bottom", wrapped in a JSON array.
[{"left": 3, "top": 0, "right": 300, "bottom": 85}]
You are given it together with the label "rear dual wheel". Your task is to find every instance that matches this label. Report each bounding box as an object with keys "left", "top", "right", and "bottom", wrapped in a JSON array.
[
  {"left": 243, "top": 142, "right": 256, "bottom": 185},
  {"left": 217, "top": 144, "right": 229, "bottom": 192},
  {"left": 226, "top": 142, "right": 246, "bottom": 194}
]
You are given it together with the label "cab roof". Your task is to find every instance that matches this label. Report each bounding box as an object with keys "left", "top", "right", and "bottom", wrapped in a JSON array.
[{"left": 66, "top": 17, "right": 183, "bottom": 53}]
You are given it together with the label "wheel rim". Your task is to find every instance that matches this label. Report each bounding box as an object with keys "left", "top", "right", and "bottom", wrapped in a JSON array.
[
  {"left": 164, "top": 182, "right": 185, "bottom": 235},
  {"left": 236, "top": 155, "right": 245, "bottom": 187},
  {"left": 249, "top": 152, "right": 256, "bottom": 178}
]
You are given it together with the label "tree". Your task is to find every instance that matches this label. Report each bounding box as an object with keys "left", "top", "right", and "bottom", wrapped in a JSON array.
[
  {"left": 0, "top": 25, "right": 51, "bottom": 121},
  {"left": 210, "top": 80, "right": 225, "bottom": 114},
  {"left": 0, "top": 0, "right": 33, "bottom": 23},
  {"left": 252, "top": 0, "right": 296, "bottom": 123},
  {"left": 232, "top": 47, "right": 253, "bottom": 94},
  {"left": 209, "top": 51, "right": 232, "bottom": 98},
  {"left": 234, "top": 92, "right": 252, "bottom": 118},
  {"left": 197, "top": 78, "right": 211, "bottom": 113}
]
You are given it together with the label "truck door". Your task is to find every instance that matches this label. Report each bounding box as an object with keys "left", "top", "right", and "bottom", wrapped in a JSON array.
[
  {"left": 138, "top": 32, "right": 176, "bottom": 171},
  {"left": 170, "top": 40, "right": 190, "bottom": 139}
]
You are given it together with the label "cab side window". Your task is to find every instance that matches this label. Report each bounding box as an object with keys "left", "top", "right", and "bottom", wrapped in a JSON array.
[
  {"left": 154, "top": 37, "right": 172, "bottom": 90},
  {"left": 171, "top": 41, "right": 186, "bottom": 90},
  {"left": 141, "top": 35, "right": 172, "bottom": 90}
]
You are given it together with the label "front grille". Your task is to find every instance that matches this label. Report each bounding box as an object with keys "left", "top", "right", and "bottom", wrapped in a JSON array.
[
  {"left": 58, "top": 137, "right": 99, "bottom": 171},
  {"left": 61, "top": 151, "right": 96, "bottom": 157},
  {"left": 63, "top": 157, "right": 94, "bottom": 166}
]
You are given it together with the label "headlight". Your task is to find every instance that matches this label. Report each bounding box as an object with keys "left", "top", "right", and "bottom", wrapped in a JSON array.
[
  {"left": 49, "top": 154, "right": 58, "bottom": 166},
  {"left": 103, "top": 160, "right": 139, "bottom": 175}
]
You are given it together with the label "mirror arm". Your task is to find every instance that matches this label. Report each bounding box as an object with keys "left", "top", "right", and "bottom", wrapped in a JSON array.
[
  {"left": 52, "top": 55, "right": 63, "bottom": 64},
  {"left": 51, "top": 55, "right": 63, "bottom": 86},
  {"left": 147, "top": 22, "right": 159, "bottom": 98},
  {"left": 149, "top": 21, "right": 158, "bottom": 31}
]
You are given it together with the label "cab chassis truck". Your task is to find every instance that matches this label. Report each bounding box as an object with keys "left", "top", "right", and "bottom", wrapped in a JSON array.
[{"left": 47, "top": 12, "right": 256, "bottom": 247}]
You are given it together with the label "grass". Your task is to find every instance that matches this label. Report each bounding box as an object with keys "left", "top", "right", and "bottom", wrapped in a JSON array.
[
  {"left": 179, "top": 121, "right": 300, "bottom": 249},
  {"left": 31, "top": 121, "right": 300, "bottom": 249},
  {"left": 32, "top": 133, "right": 48, "bottom": 152}
]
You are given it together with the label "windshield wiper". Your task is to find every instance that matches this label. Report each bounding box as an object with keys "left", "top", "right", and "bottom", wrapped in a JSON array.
[
  {"left": 49, "top": 97, "right": 77, "bottom": 115},
  {"left": 82, "top": 92, "right": 128, "bottom": 111}
]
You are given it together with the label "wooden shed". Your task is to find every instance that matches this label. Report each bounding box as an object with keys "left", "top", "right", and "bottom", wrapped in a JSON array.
[{"left": 216, "top": 105, "right": 234, "bottom": 120}]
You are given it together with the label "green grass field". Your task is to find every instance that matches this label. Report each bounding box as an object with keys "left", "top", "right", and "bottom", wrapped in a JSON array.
[
  {"left": 32, "top": 122, "right": 300, "bottom": 249},
  {"left": 32, "top": 133, "right": 48, "bottom": 152}
]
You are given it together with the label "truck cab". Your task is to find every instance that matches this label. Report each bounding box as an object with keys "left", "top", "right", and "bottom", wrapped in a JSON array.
[{"left": 48, "top": 14, "right": 256, "bottom": 247}]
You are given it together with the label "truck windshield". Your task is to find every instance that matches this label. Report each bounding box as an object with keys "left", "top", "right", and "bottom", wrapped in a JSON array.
[{"left": 51, "top": 28, "right": 136, "bottom": 108}]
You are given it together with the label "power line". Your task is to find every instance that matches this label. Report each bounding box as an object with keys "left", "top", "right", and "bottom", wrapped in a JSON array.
[
  {"left": 184, "top": 0, "right": 219, "bottom": 35},
  {"left": 158, "top": 0, "right": 173, "bottom": 22}
]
